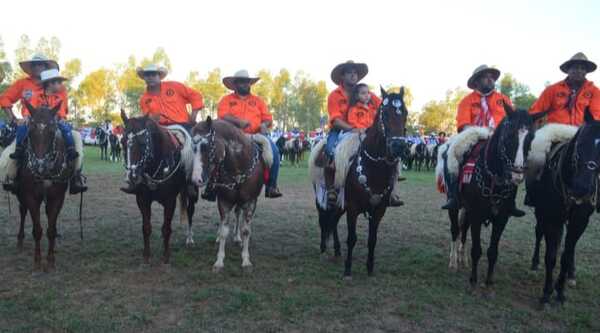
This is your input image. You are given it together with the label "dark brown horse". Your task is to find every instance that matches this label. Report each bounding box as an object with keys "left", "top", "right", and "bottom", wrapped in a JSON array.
[
  {"left": 15, "top": 101, "right": 70, "bottom": 273},
  {"left": 121, "top": 110, "right": 197, "bottom": 265},
  {"left": 313, "top": 87, "right": 409, "bottom": 278},
  {"left": 191, "top": 117, "right": 268, "bottom": 272},
  {"left": 530, "top": 108, "right": 600, "bottom": 306}
]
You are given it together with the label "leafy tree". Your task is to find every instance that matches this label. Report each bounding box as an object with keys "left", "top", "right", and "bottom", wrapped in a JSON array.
[
  {"left": 186, "top": 68, "right": 227, "bottom": 119},
  {"left": 77, "top": 68, "right": 118, "bottom": 123}
]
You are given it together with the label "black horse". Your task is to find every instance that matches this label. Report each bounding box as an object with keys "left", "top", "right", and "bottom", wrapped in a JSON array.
[
  {"left": 96, "top": 126, "right": 109, "bottom": 161},
  {"left": 448, "top": 105, "right": 539, "bottom": 291},
  {"left": 530, "top": 108, "right": 600, "bottom": 306},
  {"left": 276, "top": 136, "right": 286, "bottom": 161},
  {"left": 413, "top": 142, "right": 426, "bottom": 171},
  {"left": 109, "top": 133, "right": 122, "bottom": 162}
]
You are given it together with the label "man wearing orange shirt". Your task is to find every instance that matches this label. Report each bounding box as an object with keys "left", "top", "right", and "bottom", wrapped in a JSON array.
[
  {"left": 216, "top": 70, "right": 282, "bottom": 199},
  {"left": 525, "top": 53, "right": 600, "bottom": 206},
  {"left": 120, "top": 64, "right": 204, "bottom": 194},
  {"left": 441, "top": 65, "right": 524, "bottom": 217}
]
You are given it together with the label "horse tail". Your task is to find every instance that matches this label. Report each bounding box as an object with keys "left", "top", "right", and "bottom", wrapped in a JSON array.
[{"left": 436, "top": 143, "right": 448, "bottom": 193}]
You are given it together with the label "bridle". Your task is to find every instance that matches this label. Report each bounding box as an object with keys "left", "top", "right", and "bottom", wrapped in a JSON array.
[{"left": 25, "top": 118, "right": 69, "bottom": 182}]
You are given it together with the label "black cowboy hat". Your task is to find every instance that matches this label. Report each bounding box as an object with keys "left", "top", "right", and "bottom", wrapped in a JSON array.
[
  {"left": 560, "top": 52, "right": 597, "bottom": 74},
  {"left": 331, "top": 60, "right": 368, "bottom": 85},
  {"left": 467, "top": 64, "right": 500, "bottom": 89}
]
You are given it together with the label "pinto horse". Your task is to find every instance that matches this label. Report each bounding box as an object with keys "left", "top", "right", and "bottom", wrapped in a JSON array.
[
  {"left": 312, "top": 87, "right": 409, "bottom": 278},
  {"left": 120, "top": 110, "right": 197, "bottom": 264},
  {"left": 530, "top": 108, "right": 600, "bottom": 305},
  {"left": 96, "top": 126, "right": 109, "bottom": 161},
  {"left": 191, "top": 118, "right": 269, "bottom": 272},
  {"left": 15, "top": 102, "right": 71, "bottom": 272},
  {"left": 446, "top": 105, "right": 539, "bottom": 290}
]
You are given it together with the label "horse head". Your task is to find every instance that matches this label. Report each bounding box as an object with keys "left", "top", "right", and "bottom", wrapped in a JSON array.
[
  {"left": 489, "top": 103, "right": 541, "bottom": 185},
  {"left": 23, "top": 100, "right": 61, "bottom": 158},
  {"left": 568, "top": 107, "right": 600, "bottom": 201},
  {"left": 375, "top": 86, "right": 409, "bottom": 160},
  {"left": 121, "top": 110, "right": 157, "bottom": 186},
  {"left": 191, "top": 116, "right": 225, "bottom": 187}
]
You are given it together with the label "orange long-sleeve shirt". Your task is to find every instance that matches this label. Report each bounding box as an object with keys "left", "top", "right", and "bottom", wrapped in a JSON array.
[
  {"left": 529, "top": 80, "right": 600, "bottom": 125},
  {"left": 140, "top": 81, "right": 204, "bottom": 125},
  {"left": 347, "top": 100, "right": 380, "bottom": 129},
  {"left": 217, "top": 93, "right": 272, "bottom": 134},
  {"left": 0, "top": 77, "right": 68, "bottom": 119},
  {"left": 456, "top": 90, "right": 512, "bottom": 132},
  {"left": 327, "top": 85, "right": 381, "bottom": 127}
]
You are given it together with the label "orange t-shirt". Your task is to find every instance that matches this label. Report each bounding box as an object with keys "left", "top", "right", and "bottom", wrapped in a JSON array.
[
  {"left": 327, "top": 85, "right": 381, "bottom": 127},
  {"left": 529, "top": 80, "right": 600, "bottom": 125},
  {"left": 456, "top": 90, "right": 512, "bottom": 132},
  {"left": 0, "top": 77, "right": 68, "bottom": 118},
  {"left": 347, "top": 100, "right": 380, "bottom": 129},
  {"left": 217, "top": 93, "right": 272, "bottom": 134},
  {"left": 139, "top": 81, "right": 204, "bottom": 125}
]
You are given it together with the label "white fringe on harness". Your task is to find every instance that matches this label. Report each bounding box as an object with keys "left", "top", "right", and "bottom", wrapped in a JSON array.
[
  {"left": 527, "top": 123, "right": 578, "bottom": 179},
  {"left": 445, "top": 127, "right": 492, "bottom": 176}
]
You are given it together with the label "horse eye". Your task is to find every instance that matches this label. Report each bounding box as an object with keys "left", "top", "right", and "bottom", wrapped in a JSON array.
[
  {"left": 382, "top": 98, "right": 389, "bottom": 106},
  {"left": 392, "top": 99, "right": 402, "bottom": 108}
]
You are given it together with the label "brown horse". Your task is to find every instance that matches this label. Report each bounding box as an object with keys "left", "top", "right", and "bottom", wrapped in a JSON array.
[
  {"left": 15, "top": 101, "right": 70, "bottom": 273},
  {"left": 120, "top": 110, "right": 197, "bottom": 265},
  {"left": 191, "top": 117, "right": 269, "bottom": 272},
  {"left": 312, "top": 87, "right": 409, "bottom": 278}
]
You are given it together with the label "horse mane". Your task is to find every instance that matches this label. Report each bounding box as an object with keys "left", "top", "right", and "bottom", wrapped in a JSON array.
[{"left": 210, "top": 120, "right": 253, "bottom": 147}]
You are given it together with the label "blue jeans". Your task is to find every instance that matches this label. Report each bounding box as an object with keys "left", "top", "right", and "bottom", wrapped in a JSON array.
[
  {"left": 15, "top": 121, "right": 75, "bottom": 149},
  {"left": 325, "top": 129, "right": 340, "bottom": 159},
  {"left": 265, "top": 135, "right": 280, "bottom": 188}
]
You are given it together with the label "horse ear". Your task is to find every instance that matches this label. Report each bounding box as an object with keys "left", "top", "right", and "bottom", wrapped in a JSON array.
[
  {"left": 530, "top": 110, "right": 547, "bottom": 122},
  {"left": 380, "top": 86, "right": 387, "bottom": 99},
  {"left": 584, "top": 106, "right": 595, "bottom": 123},
  {"left": 503, "top": 101, "right": 515, "bottom": 116},
  {"left": 23, "top": 100, "right": 36, "bottom": 117},
  {"left": 120, "top": 108, "right": 128, "bottom": 125},
  {"left": 399, "top": 86, "right": 405, "bottom": 98},
  {"left": 206, "top": 116, "right": 212, "bottom": 128},
  {"left": 50, "top": 101, "right": 62, "bottom": 117}
]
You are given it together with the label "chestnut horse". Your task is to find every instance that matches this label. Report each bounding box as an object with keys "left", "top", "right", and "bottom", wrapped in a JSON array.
[
  {"left": 312, "top": 87, "right": 409, "bottom": 278},
  {"left": 121, "top": 110, "right": 197, "bottom": 264},
  {"left": 191, "top": 117, "right": 269, "bottom": 272},
  {"left": 14, "top": 102, "right": 70, "bottom": 272}
]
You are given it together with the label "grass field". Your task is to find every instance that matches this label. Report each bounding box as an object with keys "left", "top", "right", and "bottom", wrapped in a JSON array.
[{"left": 0, "top": 146, "right": 599, "bottom": 332}]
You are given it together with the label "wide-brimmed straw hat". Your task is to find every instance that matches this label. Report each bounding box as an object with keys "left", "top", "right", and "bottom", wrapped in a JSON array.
[
  {"left": 136, "top": 64, "right": 168, "bottom": 80},
  {"left": 19, "top": 53, "right": 59, "bottom": 77},
  {"left": 560, "top": 52, "right": 596, "bottom": 73},
  {"left": 330, "top": 60, "right": 368, "bottom": 85},
  {"left": 222, "top": 69, "right": 260, "bottom": 90},
  {"left": 467, "top": 64, "right": 501, "bottom": 89},
  {"left": 39, "top": 68, "right": 68, "bottom": 83}
]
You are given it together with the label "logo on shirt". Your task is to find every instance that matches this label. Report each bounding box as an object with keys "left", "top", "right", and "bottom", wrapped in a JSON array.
[
  {"left": 584, "top": 92, "right": 592, "bottom": 99},
  {"left": 471, "top": 102, "right": 481, "bottom": 109},
  {"left": 557, "top": 92, "right": 567, "bottom": 98},
  {"left": 338, "top": 99, "right": 347, "bottom": 108},
  {"left": 229, "top": 101, "right": 238, "bottom": 107},
  {"left": 248, "top": 100, "right": 256, "bottom": 107},
  {"left": 166, "top": 89, "right": 175, "bottom": 97},
  {"left": 22, "top": 89, "right": 33, "bottom": 101},
  {"left": 145, "top": 98, "right": 152, "bottom": 106},
  {"left": 356, "top": 111, "right": 365, "bottom": 118},
  {"left": 496, "top": 99, "right": 504, "bottom": 106}
]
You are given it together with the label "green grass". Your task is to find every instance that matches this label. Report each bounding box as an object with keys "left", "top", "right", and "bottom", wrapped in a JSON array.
[{"left": 0, "top": 146, "right": 598, "bottom": 332}]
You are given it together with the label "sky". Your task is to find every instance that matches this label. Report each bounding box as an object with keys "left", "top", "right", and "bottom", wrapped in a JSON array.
[{"left": 1, "top": 0, "right": 599, "bottom": 110}]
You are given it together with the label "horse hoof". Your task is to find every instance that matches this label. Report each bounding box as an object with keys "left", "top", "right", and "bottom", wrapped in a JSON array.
[
  {"left": 329, "top": 255, "right": 341, "bottom": 263},
  {"left": 242, "top": 265, "right": 253, "bottom": 274},
  {"left": 213, "top": 265, "right": 224, "bottom": 273},
  {"left": 161, "top": 263, "right": 172, "bottom": 272},
  {"left": 567, "top": 279, "right": 576, "bottom": 288},
  {"left": 448, "top": 263, "right": 458, "bottom": 272},
  {"left": 343, "top": 275, "right": 352, "bottom": 282},
  {"left": 185, "top": 240, "right": 195, "bottom": 248},
  {"left": 31, "top": 270, "right": 46, "bottom": 278}
]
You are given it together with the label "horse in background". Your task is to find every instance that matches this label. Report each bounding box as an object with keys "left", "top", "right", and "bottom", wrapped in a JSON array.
[
  {"left": 109, "top": 133, "right": 122, "bottom": 163},
  {"left": 96, "top": 126, "right": 109, "bottom": 161},
  {"left": 285, "top": 138, "right": 302, "bottom": 167},
  {"left": 412, "top": 142, "right": 427, "bottom": 171}
]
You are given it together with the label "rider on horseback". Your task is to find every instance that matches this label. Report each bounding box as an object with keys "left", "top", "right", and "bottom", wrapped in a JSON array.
[
  {"left": 525, "top": 52, "right": 600, "bottom": 206},
  {"left": 0, "top": 56, "right": 87, "bottom": 194},
  {"left": 441, "top": 64, "right": 525, "bottom": 217},
  {"left": 210, "top": 69, "right": 282, "bottom": 199},
  {"left": 120, "top": 64, "right": 204, "bottom": 194},
  {"left": 324, "top": 61, "right": 403, "bottom": 207}
]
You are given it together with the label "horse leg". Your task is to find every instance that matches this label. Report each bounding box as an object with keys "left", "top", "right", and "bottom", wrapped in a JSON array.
[
  {"left": 367, "top": 209, "right": 384, "bottom": 276},
  {"left": 539, "top": 210, "right": 563, "bottom": 305},
  {"left": 485, "top": 216, "right": 509, "bottom": 287},
  {"left": 28, "top": 203, "right": 43, "bottom": 273},
  {"left": 161, "top": 197, "right": 176, "bottom": 265},
  {"left": 241, "top": 200, "right": 257, "bottom": 272},
  {"left": 531, "top": 219, "right": 543, "bottom": 271},
  {"left": 234, "top": 206, "right": 243, "bottom": 245},
  {"left": 214, "top": 201, "right": 233, "bottom": 272},
  {"left": 332, "top": 211, "right": 342, "bottom": 258},
  {"left": 459, "top": 208, "right": 470, "bottom": 268},
  {"left": 17, "top": 203, "right": 27, "bottom": 251},
  {"left": 448, "top": 208, "right": 460, "bottom": 271},
  {"left": 468, "top": 212, "right": 483, "bottom": 288},
  {"left": 317, "top": 202, "right": 329, "bottom": 255},
  {"left": 555, "top": 210, "right": 592, "bottom": 303},
  {"left": 185, "top": 194, "right": 196, "bottom": 247},
  {"left": 343, "top": 209, "right": 359, "bottom": 279},
  {"left": 136, "top": 195, "right": 152, "bottom": 264},
  {"left": 45, "top": 195, "right": 66, "bottom": 272}
]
